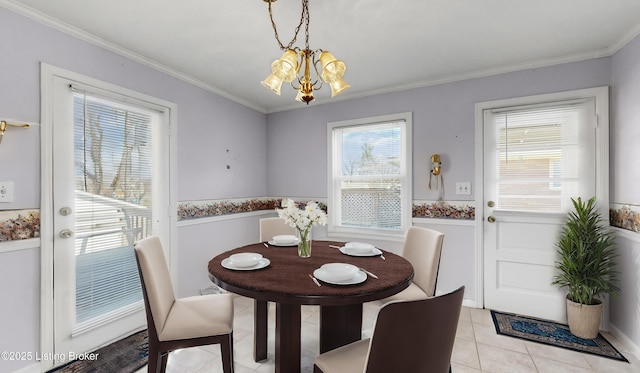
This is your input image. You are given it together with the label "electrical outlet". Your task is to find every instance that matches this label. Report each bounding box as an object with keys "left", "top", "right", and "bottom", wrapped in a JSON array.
[
  {"left": 455, "top": 182, "right": 471, "bottom": 195},
  {"left": 0, "top": 181, "right": 15, "bottom": 202}
]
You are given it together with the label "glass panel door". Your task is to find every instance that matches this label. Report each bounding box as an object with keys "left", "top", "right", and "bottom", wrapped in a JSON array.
[
  {"left": 483, "top": 98, "right": 598, "bottom": 323},
  {"left": 52, "top": 77, "right": 165, "bottom": 360}
]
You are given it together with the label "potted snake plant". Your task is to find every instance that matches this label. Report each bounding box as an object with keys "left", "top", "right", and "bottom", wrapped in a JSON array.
[{"left": 552, "top": 196, "right": 620, "bottom": 339}]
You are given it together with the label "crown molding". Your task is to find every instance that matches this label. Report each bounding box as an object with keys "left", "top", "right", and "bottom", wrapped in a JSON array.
[
  {"left": 0, "top": 0, "right": 268, "bottom": 113},
  {"left": 4, "top": 0, "right": 640, "bottom": 115}
]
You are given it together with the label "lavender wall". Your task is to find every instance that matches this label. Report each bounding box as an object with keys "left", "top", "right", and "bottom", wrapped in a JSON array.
[
  {"left": 265, "top": 57, "right": 613, "bottom": 305},
  {"left": 611, "top": 34, "right": 640, "bottom": 206},
  {"left": 0, "top": 7, "right": 266, "bottom": 372},
  {"left": 610, "top": 33, "right": 640, "bottom": 353},
  {"left": 0, "top": 7, "right": 267, "bottom": 206},
  {"left": 266, "top": 58, "right": 612, "bottom": 201},
  {"left": 1, "top": 2, "right": 640, "bottom": 371}
]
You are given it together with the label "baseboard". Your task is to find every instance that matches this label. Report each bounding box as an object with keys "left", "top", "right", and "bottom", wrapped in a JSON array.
[
  {"left": 10, "top": 362, "right": 41, "bottom": 373},
  {"left": 435, "top": 289, "right": 477, "bottom": 308},
  {"left": 462, "top": 298, "right": 478, "bottom": 308},
  {"left": 610, "top": 323, "right": 640, "bottom": 360}
]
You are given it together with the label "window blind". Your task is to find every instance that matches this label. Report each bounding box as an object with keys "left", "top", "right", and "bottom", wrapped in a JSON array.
[
  {"left": 73, "top": 91, "right": 153, "bottom": 324},
  {"left": 487, "top": 100, "right": 595, "bottom": 213},
  {"left": 333, "top": 121, "right": 405, "bottom": 230}
]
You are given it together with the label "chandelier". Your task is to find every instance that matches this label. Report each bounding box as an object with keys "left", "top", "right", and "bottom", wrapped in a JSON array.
[{"left": 261, "top": 0, "right": 350, "bottom": 104}]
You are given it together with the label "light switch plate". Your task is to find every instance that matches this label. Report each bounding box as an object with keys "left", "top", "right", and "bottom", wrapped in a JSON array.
[
  {"left": 456, "top": 182, "right": 471, "bottom": 195},
  {"left": 0, "top": 181, "right": 15, "bottom": 202}
]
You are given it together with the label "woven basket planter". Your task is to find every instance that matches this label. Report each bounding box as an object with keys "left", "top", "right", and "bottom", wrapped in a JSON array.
[{"left": 566, "top": 298, "right": 603, "bottom": 339}]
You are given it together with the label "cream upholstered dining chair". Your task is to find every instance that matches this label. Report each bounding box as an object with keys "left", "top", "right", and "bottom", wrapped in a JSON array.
[
  {"left": 134, "top": 236, "right": 235, "bottom": 373},
  {"left": 259, "top": 217, "right": 296, "bottom": 242},
  {"left": 383, "top": 226, "right": 445, "bottom": 302},
  {"left": 314, "top": 286, "right": 464, "bottom": 373}
]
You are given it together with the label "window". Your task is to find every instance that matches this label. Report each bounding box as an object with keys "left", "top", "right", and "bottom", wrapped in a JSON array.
[
  {"left": 486, "top": 100, "right": 595, "bottom": 213},
  {"left": 73, "top": 90, "right": 155, "bottom": 323},
  {"left": 328, "top": 113, "right": 412, "bottom": 238}
]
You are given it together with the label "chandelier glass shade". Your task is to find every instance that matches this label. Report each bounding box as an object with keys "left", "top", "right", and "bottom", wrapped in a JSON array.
[
  {"left": 261, "top": 49, "right": 299, "bottom": 95},
  {"left": 261, "top": 0, "right": 350, "bottom": 104}
]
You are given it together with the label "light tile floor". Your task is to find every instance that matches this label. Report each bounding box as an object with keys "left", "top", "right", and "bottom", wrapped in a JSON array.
[{"left": 135, "top": 296, "right": 639, "bottom": 373}]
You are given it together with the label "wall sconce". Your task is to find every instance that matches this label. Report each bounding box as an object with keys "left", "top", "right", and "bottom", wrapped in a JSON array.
[
  {"left": 0, "top": 120, "right": 30, "bottom": 145},
  {"left": 429, "top": 153, "right": 443, "bottom": 193}
]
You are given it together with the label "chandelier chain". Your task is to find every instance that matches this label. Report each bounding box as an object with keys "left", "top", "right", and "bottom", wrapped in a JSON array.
[
  {"left": 268, "top": 0, "right": 309, "bottom": 51},
  {"left": 303, "top": 0, "right": 310, "bottom": 49}
]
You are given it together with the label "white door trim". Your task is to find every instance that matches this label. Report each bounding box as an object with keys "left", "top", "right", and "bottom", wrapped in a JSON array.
[
  {"left": 474, "top": 86, "right": 610, "bottom": 311},
  {"left": 39, "top": 63, "right": 178, "bottom": 371}
]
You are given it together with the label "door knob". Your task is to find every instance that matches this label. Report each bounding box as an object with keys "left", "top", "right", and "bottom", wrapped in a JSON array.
[
  {"left": 59, "top": 229, "right": 74, "bottom": 238},
  {"left": 59, "top": 207, "right": 72, "bottom": 216},
  {"left": 487, "top": 216, "right": 496, "bottom": 223},
  {"left": 487, "top": 201, "right": 495, "bottom": 207}
]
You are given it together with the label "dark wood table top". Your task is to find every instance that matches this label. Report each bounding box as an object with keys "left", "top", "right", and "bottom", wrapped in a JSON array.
[{"left": 208, "top": 240, "right": 413, "bottom": 305}]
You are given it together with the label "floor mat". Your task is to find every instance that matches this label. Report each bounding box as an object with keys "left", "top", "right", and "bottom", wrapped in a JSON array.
[{"left": 491, "top": 311, "right": 628, "bottom": 363}]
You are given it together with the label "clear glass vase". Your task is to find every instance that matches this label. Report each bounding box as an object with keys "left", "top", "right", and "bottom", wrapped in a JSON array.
[{"left": 297, "top": 228, "right": 312, "bottom": 258}]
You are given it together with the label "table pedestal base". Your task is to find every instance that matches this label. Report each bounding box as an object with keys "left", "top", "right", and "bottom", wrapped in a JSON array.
[
  {"left": 273, "top": 303, "right": 363, "bottom": 373},
  {"left": 275, "top": 303, "right": 302, "bottom": 373},
  {"left": 319, "top": 304, "right": 363, "bottom": 353}
]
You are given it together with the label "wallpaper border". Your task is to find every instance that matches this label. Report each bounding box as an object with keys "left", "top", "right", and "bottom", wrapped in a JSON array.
[
  {"left": 610, "top": 203, "right": 640, "bottom": 233},
  {"left": 3, "top": 200, "right": 637, "bottom": 242},
  {"left": 0, "top": 209, "right": 40, "bottom": 241}
]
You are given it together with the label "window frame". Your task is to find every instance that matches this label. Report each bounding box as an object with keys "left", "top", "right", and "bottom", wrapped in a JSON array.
[{"left": 327, "top": 112, "right": 412, "bottom": 241}]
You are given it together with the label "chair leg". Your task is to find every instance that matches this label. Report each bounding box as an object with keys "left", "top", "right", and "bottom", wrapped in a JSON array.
[
  {"left": 159, "top": 351, "right": 169, "bottom": 373},
  {"left": 221, "top": 333, "right": 234, "bottom": 373},
  {"left": 147, "top": 340, "right": 161, "bottom": 373}
]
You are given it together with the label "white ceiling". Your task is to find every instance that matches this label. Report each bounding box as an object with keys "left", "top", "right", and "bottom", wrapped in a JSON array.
[{"left": 4, "top": 0, "right": 640, "bottom": 113}]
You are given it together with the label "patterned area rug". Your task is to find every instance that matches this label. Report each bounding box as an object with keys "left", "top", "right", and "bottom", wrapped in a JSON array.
[
  {"left": 491, "top": 311, "right": 628, "bottom": 362},
  {"left": 47, "top": 330, "right": 148, "bottom": 373}
]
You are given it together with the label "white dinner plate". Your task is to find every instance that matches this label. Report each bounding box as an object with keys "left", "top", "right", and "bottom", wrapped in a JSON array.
[
  {"left": 313, "top": 268, "right": 367, "bottom": 285},
  {"left": 339, "top": 246, "right": 383, "bottom": 257},
  {"left": 222, "top": 257, "right": 271, "bottom": 271},
  {"left": 345, "top": 242, "right": 376, "bottom": 250},
  {"left": 268, "top": 240, "right": 299, "bottom": 247}
]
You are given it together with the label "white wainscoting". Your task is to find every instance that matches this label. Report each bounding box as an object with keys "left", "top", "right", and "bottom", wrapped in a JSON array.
[
  {"left": 414, "top": 218, "right": 477, "bottom": 308},
  {"left": 0, "top": 237, "right": 40, "bottom": 253},
  {"left": 0, "top": 239, "right": 41, "bottom": 373}
]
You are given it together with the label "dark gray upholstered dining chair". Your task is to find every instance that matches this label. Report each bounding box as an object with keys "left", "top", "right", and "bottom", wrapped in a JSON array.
[
  {"left": 314, "top": 286, "right": 464, "bottom": 373},
  {"left": 134, "top": 236, "right": 235, "bottom": 373}
]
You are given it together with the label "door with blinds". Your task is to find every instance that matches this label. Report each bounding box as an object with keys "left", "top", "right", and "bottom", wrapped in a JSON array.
[
  {"left": 481, "top": 88, "right": 608, "bottom": 323},
  {"left": 49, "top": 74, "right": 172, "bottom": 359}
]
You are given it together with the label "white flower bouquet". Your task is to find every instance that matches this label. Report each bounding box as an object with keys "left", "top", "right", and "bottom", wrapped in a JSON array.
[{"left": 276, "top": 198, "right": 327, "bottom": 257}]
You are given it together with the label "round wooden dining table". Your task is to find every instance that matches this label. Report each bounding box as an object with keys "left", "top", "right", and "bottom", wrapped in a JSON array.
[{"left": 208, "top": 240, "right": 413, "bottom": 373}]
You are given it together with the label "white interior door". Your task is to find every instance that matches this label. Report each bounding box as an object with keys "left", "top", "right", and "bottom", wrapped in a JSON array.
[
  {"left": 480, "top": 88, "right": 608, "bottom": 323},
  {"left": 45, "top": 70, "right": 174, "bottom": 365}
]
